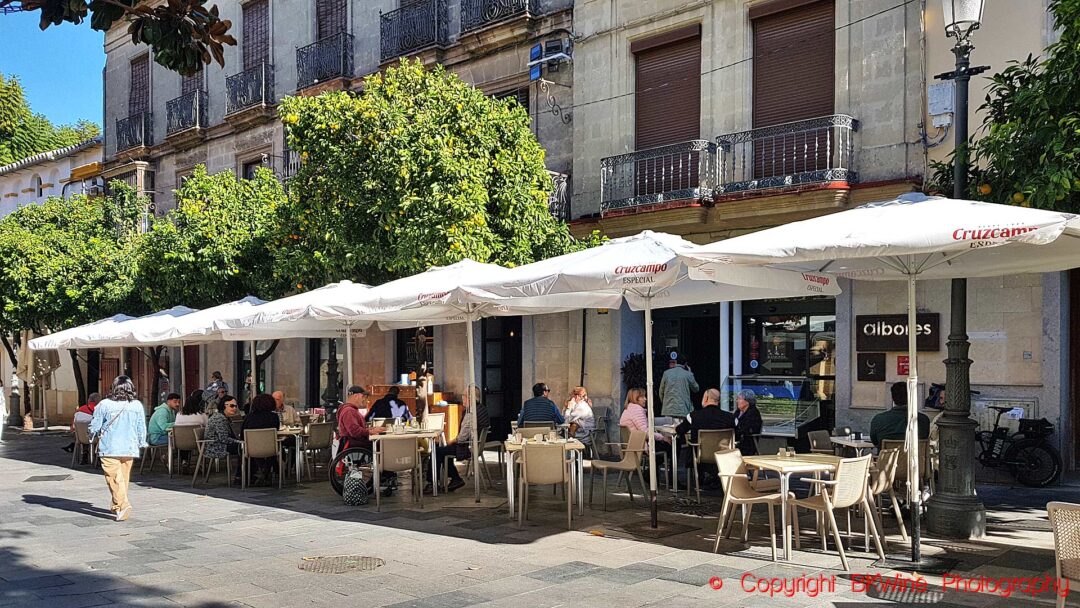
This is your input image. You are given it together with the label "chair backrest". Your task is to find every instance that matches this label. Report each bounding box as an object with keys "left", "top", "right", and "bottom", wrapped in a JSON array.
[
  {"left": 714, "top": 449, "right": 753, "bottom": 498},
  {"left": 619, "top": 430, "right": 647, "bottom": 467},
  {"left": 173, "top": 425, "right": 203, "bottom": 451},
  {"left": 230, "top": 419, "right": 244, "bottom": 437},
  {"left": 74, "top": 420, "right": 92, "bottom": 445},
  {"left": 424, "top": 412, "right": 445, "bottom": 433},
  {"left": 379, "top": 437, "right": 418, "bottom": 473},
  {"left": 244, "top": 428, "right": 279, "bottom": 459},
  {"left": 521, "top": 442, "right": 567, "bottom": 486},
  {"left": 1048, "top": 501, "right": 1080, "bottom": 581},
  {"left": 619, "top": 426, "right": 630, "bottom": 444},
  {"left": 869, "top": 448, "right": 899, "bottom": 495},
  {"left": 522, "top": 421, "right": 555, "bottom": 431},
  {"left": 831, "top": 454, "right": 873, "bottom": 509},
  {"left": 306, "top": 422, "right": 333, "bottom": 450},
  {"left": 808, "top": 429, "right": 832, "bottom": 453},
  {"left": 299, "top": 413, "right": 312, "bottom": 427},
  {"left": 881, "top": 439, "right": 931, "bottom": 482},
  {"left": 698, "top": 429, "right": 736, "bottom": 454},
  {"left": 371, "top": 418, "right": 389, "bottom": 428},
  {"left": 518, "top": 428, "right": 549, "bottom": 440},
  {"left": 476, "top": 427, "right": 490, "bottom": 453}
]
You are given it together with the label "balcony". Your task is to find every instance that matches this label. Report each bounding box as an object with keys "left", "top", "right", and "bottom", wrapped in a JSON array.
[
  {"left": 226, "top": 63, "right": 274, "bottom": 116},
  {"left": 599, "top": 140, "right": 718, "bottom": 215},
  {"left": 297, "top": 33, "right": 354, "bottom": 91},
  {"left": 715, "top": 114, "right": 859, "bottom": 195},
  {"left": 461, "top": 0, "right": 538, "bottom": 33},
  {"left": 165, "top": 90, "right": 208, "bottom": 137},
  {"left": 115, "top": 112, "right": 153, "bottom": 153},
  {"left": 380, "top": 0, "right": 449, "bottom": 61},
  {"left": 548, "top": 171, "right": 569, "bottom": 222}
]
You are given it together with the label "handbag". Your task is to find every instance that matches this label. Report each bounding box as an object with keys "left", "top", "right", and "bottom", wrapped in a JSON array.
[{"left": 342, "top": 464, "right": 370, "bottom": 506}]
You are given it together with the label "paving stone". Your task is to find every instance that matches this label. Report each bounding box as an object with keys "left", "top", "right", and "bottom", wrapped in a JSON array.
[
  {"left": 523, "top": 560, "right": 606, "bottom": 584},
  {"left": 659, "top": 563, "right": 743, "bottom": 587}
]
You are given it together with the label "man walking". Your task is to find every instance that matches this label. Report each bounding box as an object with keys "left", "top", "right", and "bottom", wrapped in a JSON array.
[
  {"left": 89, "top": 376, "right": 147, "bottom": 522},
  {"left": 660, "top": 356, "right": 699, "bottom": 419}
]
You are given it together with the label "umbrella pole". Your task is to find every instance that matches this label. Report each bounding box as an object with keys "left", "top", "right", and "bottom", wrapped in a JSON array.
[
  {"left": 466, "top": 316, "right": 480, "bottom": 503},
  {"left": 644, "top": 297, "right": 658, "bottom": 528},
  {"left": 179, "top": 342, "right": 186, "bottom": 399},
  {"left": 250, "top": 341, "right": 257, "bottom": 397},
  {"left": 344, "top": 323, "right": 353, "bottom": 391},
  {"left": 906, "top": 274, "right": 921, "bottom": 563}
]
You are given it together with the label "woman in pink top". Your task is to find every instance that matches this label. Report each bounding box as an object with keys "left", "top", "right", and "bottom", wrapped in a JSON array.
[{"left": 619, "top": 388, "right": 669, "bottom": 444}]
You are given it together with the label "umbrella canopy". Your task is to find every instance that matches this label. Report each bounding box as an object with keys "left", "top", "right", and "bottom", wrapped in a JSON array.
[
  {"left": 681, "top": 193, "right": 1080, "bottom": 560},
  {"left": 213, "top": 282, "right": 375, "bottom": 340},
  {"left": 464, "top": 231, "right": 841, "bottom": 525},
  {"left": 29, "top": 307, "right": 197, "bottom": 350},
  {"left": 29, "top": 314, "right": 136, "bottom": 351}
]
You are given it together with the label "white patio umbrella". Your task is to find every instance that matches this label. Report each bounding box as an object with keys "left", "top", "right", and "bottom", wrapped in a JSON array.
[
  {"left": 28, "top": 314, "right": 136, "bottom": 351},
  {"left": 681, "top": 193, "right": 1080, "bottom": 558},
  {"left": 464, "top": 231, "right": 842, "bottom": 524},
  {"left": 300, "top": 259, "right": 604, "bottom": 502}
]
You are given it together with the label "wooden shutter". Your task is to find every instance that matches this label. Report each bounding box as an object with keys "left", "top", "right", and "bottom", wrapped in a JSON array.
[
  {"left": 180, "top": 67, "right": 202, "bottom": 95},
  {"left": 316, "top": 0, "right": 347, "bottom": 39},
  {"left": 129, "top": 55, "right": 149, "bottom": 116},
  {"left": 243, "top": 0, "right": 270, "bottom": 71},
  {"left": 752, "top": 0, "right": 834, "bottom": 128}
]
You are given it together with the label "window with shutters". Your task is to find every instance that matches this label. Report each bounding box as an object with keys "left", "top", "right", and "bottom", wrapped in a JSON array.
[
  {"left": 632, "top": 26, "right": 702, "bottom": 199},
  {"left": 316, "top": 0, "right": 347, "bottom": 39},
  {"left": 751, "top": 0, "right": 835, "bottom": 178},
  {"left": 494, "top": 87, "right": 529, "bottom": 112},
  {"left": 243, "top": 0, "right": 270, "bottom": 71},
  {"left": 180, "top": 67, "right": 203, "bottom": 95},
  {"left": 129, "top": 55, "right": 150, "bottom": 116}
]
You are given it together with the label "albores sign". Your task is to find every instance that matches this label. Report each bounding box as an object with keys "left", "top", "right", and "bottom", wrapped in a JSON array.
[{"left": 855, "top": 313, "right": 941, "bottom": 352}]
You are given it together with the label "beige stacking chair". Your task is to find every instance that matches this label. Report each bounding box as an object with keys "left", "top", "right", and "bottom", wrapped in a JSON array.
[
  {"left": 882, "top": 438, "right": 933, "bottom": 497},
  {"left": 241, "top": 428, "right": 282, "bottom": 490},
  {"left": 303, "top": 422, "right": 334, "bottom": 481},
  {"left": 590, "top": 430, "right": 647, "bottom": 511},
  {"left": 482, "top": 426, "right": 505, "bottom": 476},
  {"left": 192, "top": 431, "right": 232, "bottom": 488},
  {"left": 807, "top": 430, "right": 834, "bottom": 454},
  {"left": 171, "top": 426, "right": 203, "bottom": 479},
  {"left": 792, "top": 454, "right": 885, "bottom": 571},
  {"left": 518, "top": 442, "right": 573, "bottom": 529},
  {"left": 1048, "top": 501, "right": 1080, "bottom": 608},
  {"left": 714, "top": 449, "right": 797, "bottom": 561},
  {"left": 375, "top": 436, "right": 422, "bottom": 511},
  {"left": 618, "top": 426, "right": 669, "bottom": 487},
  {"left": 72, "top": 420, "right": 96, "bottom": 468},
  {"left": 688, "top": 429, "right": 735, "bottom": 502},
  {"left": 866, "top": 448, "right": 907, "bottom": 549}
]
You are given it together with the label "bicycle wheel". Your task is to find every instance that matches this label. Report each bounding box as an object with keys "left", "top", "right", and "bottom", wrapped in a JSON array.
[
  {"left": 329, "top": 447, "right": 373, "bottom": 496},
  {"left": 1004, "top": 439, "right": 1062, "bottom": 488}
]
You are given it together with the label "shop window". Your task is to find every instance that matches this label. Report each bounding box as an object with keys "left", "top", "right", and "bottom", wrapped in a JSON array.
[
  {"left": 745, "top": 313, "right": 835, "bottom": 401},
  {"left": 396, "top": 326, "right": 433, "bottom": 377}
]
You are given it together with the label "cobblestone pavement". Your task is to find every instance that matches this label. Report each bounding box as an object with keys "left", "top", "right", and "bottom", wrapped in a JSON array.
[{"left": 1, "top": 432, "right": 1076, "bottom": 608}]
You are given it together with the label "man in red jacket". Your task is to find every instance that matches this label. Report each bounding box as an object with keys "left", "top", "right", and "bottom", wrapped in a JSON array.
[{"left": 338, "top": 386, "right": 384, "bottom": 452}]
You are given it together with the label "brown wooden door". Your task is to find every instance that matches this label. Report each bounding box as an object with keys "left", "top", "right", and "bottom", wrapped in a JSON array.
[
  {"left": 752, "top": 0, "right": 835, "bottom": 178},
  {"left": 99, "top": 358, "right": 119, "bottom": 394},
  {"left": 183, "top": 345, "right": 200, "bottom": 399}
]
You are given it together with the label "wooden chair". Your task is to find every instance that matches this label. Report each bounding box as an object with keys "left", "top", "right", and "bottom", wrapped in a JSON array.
[
  {"left": 792, "top": 454, "right": 885, "bottom": 571},
  {"left": 171, "top": 426, "right": 203, "bottom": 479},
  {"left": 689, "top": 429, "right": 736, "bottom": 502},
  {"left": 807, "top": 429, "right": 834, "bottom": 454},
  {"left": 714, "top": 449, "right": 797, "bottom": 561},
  {"left": 303, "top": 422, "right": 334, "bottom": 481},
  {"left": 241, "top": 428, "right": 282, "bottom": 490},
  {"left": 518, "top": 442, "right": 573, "bottom": 529},
  {"left": 590, "top": 430, "right": 647, "bottom": 511},
  {"left": 1048, "top": 501, "right": 1080, "bottom": 608},
  {"left": 72, "top": 420, "right": 96, "bottom": 468},
  {"left": 375, "top": 436, "right": 422, "bottom": 511}
]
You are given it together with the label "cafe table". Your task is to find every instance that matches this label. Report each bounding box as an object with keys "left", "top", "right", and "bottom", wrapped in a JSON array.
[
  {"left": 829, "top": 436, "right": 875, "bottom": 455},
  {"left": 369, "top": 428, "right": 443, "bottom": 497},
  {"left": 504, "top": 437, "right": 586, "bottom": 517},
  {"left": 276, "top": 426, "right": 308, "bottom": 483},
  {"left": 741, "top": 453, "right": 841, "bottom": 561}
]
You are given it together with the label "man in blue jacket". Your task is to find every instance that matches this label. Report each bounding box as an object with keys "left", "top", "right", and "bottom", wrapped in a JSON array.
[{"left": 517, "top": 383, "right": 565, "bottom": 426}]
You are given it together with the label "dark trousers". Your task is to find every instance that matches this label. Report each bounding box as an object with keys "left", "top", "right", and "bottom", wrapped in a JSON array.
[{"left": 435, "top": 444, "right": 464, "bottom": 483}]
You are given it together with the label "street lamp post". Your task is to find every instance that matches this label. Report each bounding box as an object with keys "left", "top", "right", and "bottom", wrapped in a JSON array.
[{"left": 926, "top": 0, "right": 988, "bottom": 541}]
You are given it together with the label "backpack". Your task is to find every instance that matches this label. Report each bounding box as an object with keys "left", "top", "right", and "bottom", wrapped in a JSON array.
[{"left": 342, "top": 465, "right": 370, "bottom": 506}]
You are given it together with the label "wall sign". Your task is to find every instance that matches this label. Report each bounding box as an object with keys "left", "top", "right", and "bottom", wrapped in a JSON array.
[
  {"left": 857, "top": 353, "right": 886, "bottom": 381},
  {"left": 855, "top": 313, "right": 940, "bottom": 352},
  {"left": 897, "top": 355, "right": 910, "bottom": 376}
]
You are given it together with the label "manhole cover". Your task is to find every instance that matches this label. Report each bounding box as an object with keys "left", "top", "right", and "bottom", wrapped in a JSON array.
[
  {"left": 667, "top": 496, "right": 720, "bottom": 517},
  {"left": 298, "top": 555, "right": 384, "bottom": 574},
  {"left": 24, "top": 475, "right": 73, "bottom": 482}
]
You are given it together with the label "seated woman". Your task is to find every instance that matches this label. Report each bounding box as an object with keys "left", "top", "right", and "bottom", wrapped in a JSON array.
[
  {"left": 241, "top": 393, "right": 282, "bottom": 484},
  {"left": 563, "top": 386, "right": 595, "bottom": 445},
  {"left": 619, "top": 388, "right": 669, "bottom": 444},
  {"left": 203, "top": 395, "right": 243, "bottom": 482},
  {"left": 175, "top": 391, "right": 209, "bottom": 427}
]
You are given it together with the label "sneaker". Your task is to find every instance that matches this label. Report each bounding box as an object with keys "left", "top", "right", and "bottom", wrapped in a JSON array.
[
  {"left": 447, "top": 479, "right": 466, "bottom": 492},
  {"left": 115, "top": 506, "right": 131, "bottom": 522}
]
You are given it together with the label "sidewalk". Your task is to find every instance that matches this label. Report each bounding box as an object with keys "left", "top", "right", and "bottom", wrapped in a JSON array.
[{"left": 0, "top": 433, "right": 1074, "bottom": 608}]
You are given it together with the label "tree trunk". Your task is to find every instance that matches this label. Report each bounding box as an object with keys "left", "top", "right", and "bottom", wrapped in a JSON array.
[
  {"left": 254, "top": 340, "right": 280, "bottom": 392},
  {"left": 148, "top": 346, "right": 163, "bottom": 410},
  {"left": 70, "top": 350, "right": 87, "bottom": 406},
  {"left": 0, "top": 334, "right": 16, "bottom": 366},
  {"left": 87, "top": 349, "right": 100, "bottom": 395}
]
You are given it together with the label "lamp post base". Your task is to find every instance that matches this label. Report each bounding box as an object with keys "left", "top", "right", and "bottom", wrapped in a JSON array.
[{"left": 926, "top": 492, "right": 986, "bottom": 539}]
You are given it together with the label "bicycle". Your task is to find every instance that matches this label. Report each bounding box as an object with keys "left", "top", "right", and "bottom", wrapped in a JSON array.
[{"left": 976, "top": 405, "right": 1062, "bottom": 487}]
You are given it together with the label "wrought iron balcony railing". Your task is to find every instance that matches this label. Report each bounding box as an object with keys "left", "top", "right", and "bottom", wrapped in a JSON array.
[
  {"left": 715, "top": 114, "right": 859, "bottom": 194},
  {"left": 115, "top": 112, "right": 153, "bottom": 152},
  {"left": 380, "top": 0, "right": 449, "bottom": 61},
  {"left": 297, "top": 32, "right": 355, "bottom": 90},
  {"left": 600, "top": 140, "right": 718, "bottom": 214},
  {"left": 461, "top": 0, "right": 538, "bottom": 33},
  {"left": 165, "top": 90, "right": 208, "bottom": 135},
  {"left": 226, "top": 62, "right": 275, "bottom": 115},
  {"left": 548, "top": 171, "right": 569, "bottom": 222}
]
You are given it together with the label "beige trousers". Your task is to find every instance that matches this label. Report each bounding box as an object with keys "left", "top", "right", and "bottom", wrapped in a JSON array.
[{"left": 100, "top": 457, "right": 134, "bottom": 515}]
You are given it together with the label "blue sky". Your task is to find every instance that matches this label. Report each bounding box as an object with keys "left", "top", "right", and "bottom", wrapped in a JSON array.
[{"left": 0, "top": 10, "right": 105, "bottom": 128}]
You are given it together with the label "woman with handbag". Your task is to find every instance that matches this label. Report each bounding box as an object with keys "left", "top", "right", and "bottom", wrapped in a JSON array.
[{"left": 89, "top": 376, "right": 147, "bottom": 522}]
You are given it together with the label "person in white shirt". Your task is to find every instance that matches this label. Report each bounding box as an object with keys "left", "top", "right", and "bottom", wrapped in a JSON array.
[
  {"left": 174, "top": 392, "right": 209, "bottom": 427},
  {"left": 563, "top": 386, "right": 595, "bottom": 445},
  {"left": 273, "top": 390, "right": 300, "bottom": 426}
]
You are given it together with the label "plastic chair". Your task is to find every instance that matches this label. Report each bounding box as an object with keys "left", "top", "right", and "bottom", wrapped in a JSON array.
[
  {"left": 617, "top": 425, "right": 669, "bottom": 487},
  {"left": 242, "top": 428, "right": 282, "bottom": 490},
  {"left": 171, "top": 426, "right": 203, "bottom": 479},
  {"left": 522, "top": 421, "right": 556, "bottom": 432},
  {"left": 375, "top": 436, "right": 422, "bottom": 511},
  {"left": 881, "top": 439, "right": 934, "bottom": 496},
  {"left": 588, "top": 405, "right": 610, "bottom": 459},
  {"left": 1048, "top": 501, "right": 1080, "bottom": 608},
  {"left": 714, "top": 449, "right": 797, "bottom": 561},
  {"left": 689, "top": 429, "right": 736, "bottom": 502},
  {"left": 866, "top": 448, "right": 907, "bottom": 549},
  {"left": 807, "top": 429, "right": 834, "bottom": 454},
  {"left": 518, "top": 442, "right": 573, "bottom": 529},
  {"left": 459, "top": 426, "right": 493, "bottom": 489},
  {"left": 72, "top": 420, "right": 96, "bottom": 468},
  {"left": 482, "top": 427, "right": 505, "bottom": 476},
  {"left": 303, "top": 422, "right": 334, "bottom": 481},
  {"left": 792, "top": 454, "right": 885, "bottom": 571},
  {"left": 589, "top": 430, "right": 647, "bottom": 511},
  {"left": 192, "top": 432, "right": 232, "bottom": 488}
]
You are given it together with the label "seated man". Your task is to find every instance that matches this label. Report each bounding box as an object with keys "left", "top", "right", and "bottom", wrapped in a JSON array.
[
  {"left": 147, "top": 393, "right": 181, "bottom": 447},
  {"left": 870, "top": 382, "right": 930, "bottom": 448},
  {"left": 675, "top": 388, "right": 734, "bottom": 488},
  {"left": 432, "top": 388, "right": 489, "bottom": 493},
  {"left": 273, "top": 390, "right": 300, "bottom": 426},
  {"left": 365, "top": 386, "right": 412, "bottom": 422},
  {"left": 517, "top": 383, "right": 565, "bottom": 427},
  {"left": 338, "top": 386, "right": 384, "bottom": 453},
  {"left": 563, "top": 386, "right": 595, "bottom": 445}
]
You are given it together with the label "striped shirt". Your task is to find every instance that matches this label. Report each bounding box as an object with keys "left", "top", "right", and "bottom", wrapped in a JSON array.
[{"left": 517, "top": 396, "right": 565, "bottom": 426}]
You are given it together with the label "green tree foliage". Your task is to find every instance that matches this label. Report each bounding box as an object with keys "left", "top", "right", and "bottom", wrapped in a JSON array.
[
  {"left": 134, "top": 165, "right": 287, "bottom": 311},
  {"left": 3, "top": 0, "right": 235, "bottom": 76},
  {"left": 0, "top": 185, "right": 143, "bottom": 335},
  {"left": 276, "top": 60, "right": 578, "bottom": 287},
  {"left": 955, "top": 0, "right": 1080, "bottom": 212},
  {"left": 0, "top": 74, "right": 101, "bottom": 166}
]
